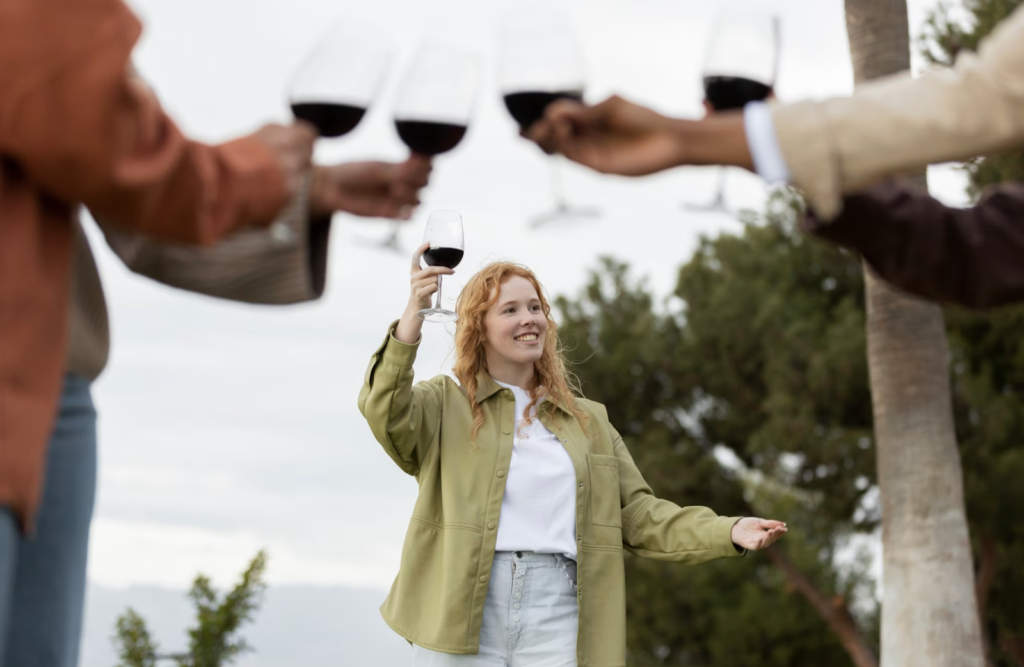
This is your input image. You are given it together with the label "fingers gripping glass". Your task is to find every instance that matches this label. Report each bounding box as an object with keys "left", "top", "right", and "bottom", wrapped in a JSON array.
[{"left": 418, "top": 211, "right": 465, "bottom": 323}]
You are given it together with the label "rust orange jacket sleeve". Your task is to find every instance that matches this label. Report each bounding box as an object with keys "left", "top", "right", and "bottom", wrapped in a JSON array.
[{"left": 0, "top": 0, "right": 289, "bottom": 244}]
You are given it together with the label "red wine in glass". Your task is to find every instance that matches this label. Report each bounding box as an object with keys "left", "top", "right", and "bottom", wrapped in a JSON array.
[
  {"left": 503, "top": 90, "right": 582, "bottom": 131},
  {"left": 702, "top": 76, "right": 772, "bottom": 111},
  {"left": 422, "top": 246, "right": 464, "bottom": 269},
  {"left": 291, "top": 102, "right": 366, "bottom": 137},
  {"left": 395, "top": 120, "right": 468, "bottom": 156}
]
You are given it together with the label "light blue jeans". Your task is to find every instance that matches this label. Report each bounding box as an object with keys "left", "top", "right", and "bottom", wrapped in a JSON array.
[
  {"left": 0, "top": 375, "right": 97, "bottom": 667},
  {"left": 412, "top": 551, "right": 579, "bottom": 666}
]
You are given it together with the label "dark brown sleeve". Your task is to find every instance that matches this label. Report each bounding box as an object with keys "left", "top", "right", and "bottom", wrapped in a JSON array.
[
  {"left": 0, "top": 0, "right": 288, "bottom": 245},
  {"left": 801, "top": 180, "right": 1024, "bottom": 309}
]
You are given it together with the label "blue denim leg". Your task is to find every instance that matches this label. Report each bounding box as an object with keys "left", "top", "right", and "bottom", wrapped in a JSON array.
[
  {"left": 0, "top": 374, "right": 97, "bottom": 667},
  {"left": 410, "top": 552, "right": 578, "bottom": 666},
  {"left": 0, "top": 509, "right": 20, "bottom": 663}
]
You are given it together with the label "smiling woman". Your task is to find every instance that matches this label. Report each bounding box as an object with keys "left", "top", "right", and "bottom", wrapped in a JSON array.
[{"left": 357, "top": 250, "right": 788, "bottom": 667}]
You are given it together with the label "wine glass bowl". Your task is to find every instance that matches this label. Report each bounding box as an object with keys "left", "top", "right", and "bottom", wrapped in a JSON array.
[
  {"left": 289, "top": 20, "right": 391, "bottom": 138},
  {"left": 503, "top": 91, "right": 583, "bottom": 133},
  {"left": 499, "top": 13, "right": 586, "bottom": 131},
  {"left": 394, "top": 43, "right": 480, "bottom": 157},
  {"left": 418, "top": 210, "right": 465, "bottom": 323},
  {"left": 701, "top": 10, "right": 779, "bottom": 110}
]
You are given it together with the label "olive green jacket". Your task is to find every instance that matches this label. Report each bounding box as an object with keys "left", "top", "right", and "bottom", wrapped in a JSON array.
[{"left": 358, "top": 323, "right": 744, "bottom": 667}]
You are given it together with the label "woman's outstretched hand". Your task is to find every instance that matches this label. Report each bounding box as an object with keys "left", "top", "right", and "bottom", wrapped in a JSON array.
[
  {"left": 394, "top": 243, "right": 454, "bottom": 345},
  {"left": 731, "top": 517, "right": 787, "bottom": 551}
]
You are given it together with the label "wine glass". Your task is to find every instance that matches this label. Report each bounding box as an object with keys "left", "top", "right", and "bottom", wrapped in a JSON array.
[
  {"left": 418, "top": 210, "right": 465, "bottom": 323},
  {"left": 684, "top": 10, "right": 779, "bottom": 214},
  {"left": 378, "top": 43, "right": 479, "bottom": 252},
  {"left": 395, "top": 43, "right": 479, "bottom": 156},
  {"left": 499, "top": 12, "right": 599, "bottom": 228},
  {"left": 288, "top": 20, "right": 391, "bottom": 138}
]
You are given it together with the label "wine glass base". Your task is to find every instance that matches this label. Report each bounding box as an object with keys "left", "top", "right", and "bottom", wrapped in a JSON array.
[
  {"left": 529, "top": 204, "right": 601, "bottom": 228},
  {"left": 353, "top": 227, "right": 405, "bottom": 254},
  {"left": 418, "top": 308, "right": 458, "bottom": 323},
  {"left": 682, "top": 202, "right": 734, "bottom": 214}
]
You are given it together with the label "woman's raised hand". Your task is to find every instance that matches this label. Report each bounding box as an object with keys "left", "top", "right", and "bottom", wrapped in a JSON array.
[
  {"left": 394, "top": 242, "right": 455, "bottom": 344},
  {"left": 730, "top": 517, "right": 788, "bottom": 551}
]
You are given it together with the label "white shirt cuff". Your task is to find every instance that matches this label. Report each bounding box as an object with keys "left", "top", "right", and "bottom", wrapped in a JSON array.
[{"left": 743, "top": 101, "right": 791, "bottom": 184}]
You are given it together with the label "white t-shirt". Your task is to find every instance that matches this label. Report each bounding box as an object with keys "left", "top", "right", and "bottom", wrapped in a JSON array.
[{"left": 493, "top": 381, "right": 578, "bottom": 559}]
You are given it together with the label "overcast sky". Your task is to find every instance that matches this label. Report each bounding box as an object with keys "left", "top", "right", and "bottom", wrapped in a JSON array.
[{"left": 83, "top": 0, "right": 970, "bottom": 595}]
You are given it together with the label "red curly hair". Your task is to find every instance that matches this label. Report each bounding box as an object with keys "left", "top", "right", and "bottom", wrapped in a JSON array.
[{"left": 453, "top": 262, "right": 588, "bottom": 441}]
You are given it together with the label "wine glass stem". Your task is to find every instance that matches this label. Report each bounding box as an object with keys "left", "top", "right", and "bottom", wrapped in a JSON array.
[
  {"left": 549, "top": 156, "right": 568, "bottom": 211},
  {"left": 435, "top": 276, "right": 444, "bottom": 311},
  {"left": 714, "top": 168, "right": 727, "bottom": 206}
]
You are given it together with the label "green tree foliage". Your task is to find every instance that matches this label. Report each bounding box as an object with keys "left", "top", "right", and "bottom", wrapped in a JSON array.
[
  {"left": 112, "top": 551, "right": 268, "bottom": 667},
  {"left": 114, "top": 609, "right": 158, "bottom": 667},
  {"left": 556, "top": 191, "right": 879, "bottom": 666},
  {"left": 946, "top": 306, "right": 1024, "bottom": 664},
  {"left": 920, "top": 0, "right": 1024, "bottom": 197},
  {"left": 556, "top": 188, "right": 1024, "bottom": 665}
]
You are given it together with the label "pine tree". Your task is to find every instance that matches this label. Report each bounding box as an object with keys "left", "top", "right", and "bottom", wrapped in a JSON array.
[{"left": 112, "top": 551, "right": 267, "bottom": 667}]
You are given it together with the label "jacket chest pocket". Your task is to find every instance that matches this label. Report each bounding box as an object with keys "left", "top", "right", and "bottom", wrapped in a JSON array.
[{"left": 587, "top": 454, "right": 622, "bottom": 528}]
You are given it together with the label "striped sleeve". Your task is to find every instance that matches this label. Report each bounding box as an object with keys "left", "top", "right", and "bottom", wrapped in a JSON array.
[{"left": 95, "top": 173, "right": 332, "bottom": 305}]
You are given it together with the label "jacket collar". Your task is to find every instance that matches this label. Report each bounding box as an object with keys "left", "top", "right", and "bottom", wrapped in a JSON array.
[
  {"left": 473, "top": 371, "right": 504, "bottom": 404},
  {"left": 470, "top": 371, "right": 572, "bottom": 416}
]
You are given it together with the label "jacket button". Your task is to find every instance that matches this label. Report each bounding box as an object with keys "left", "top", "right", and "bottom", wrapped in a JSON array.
[
  {"left": 502, "top": 389, "right": 513, "bottom": 399},
  {"left": 497, "top": 470, "right": 506, "bottom": 478},
  {"left": 578, "top": 482, "right": 584, "bottom": 489},
  {"left": 487, "top": 522, "right": 496, "bottom": 530},
  {"left": 480, "top": 575, "right": 488, "bottom": 583}
]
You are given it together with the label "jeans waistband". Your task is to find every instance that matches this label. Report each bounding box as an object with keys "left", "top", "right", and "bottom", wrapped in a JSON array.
[{"left": 493, "top": 551, "right": 575, "bottom": 564}]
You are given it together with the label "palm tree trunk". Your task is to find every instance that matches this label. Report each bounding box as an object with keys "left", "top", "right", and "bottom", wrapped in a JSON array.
[{"left": 843, "top": 2, "right": 985, "bottom": 666}]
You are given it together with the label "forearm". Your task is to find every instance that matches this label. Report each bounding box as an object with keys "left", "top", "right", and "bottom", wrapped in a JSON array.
[
  {"left": 83, "top": 135, "right": 288, "bottom": 245},
  {"left": 395, "top": 306, "right": 425, "bottom": 344},
  {"left": 675, "top": 112, "right": 755, "bottom": 171},
  {"left": 624, "top": 498, "right": 743, "bottom": 563},
  {"left": 611, "top": 428, "right": 743, "bottom": 562},
  {"left": 803, "top": 181, "right": 1024, "bottom": 309},
  {"left": 358, "top": 323, "right": 437, "bottom": 475}
]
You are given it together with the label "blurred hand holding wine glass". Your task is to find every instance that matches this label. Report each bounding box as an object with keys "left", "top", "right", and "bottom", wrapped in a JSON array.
[
  {"left": 369, "top": 44, "right": 479, "bottom": 252},
  {"left": 499, "top": 12, "right": 599, "bottom": 227},
  {"left": 309, "top": 156, "right": 432, "bottom": 219},
  {"left": 289, "top": 22, "right": 435, "bottom": 239},
  {"left": 685, "top": 9, "right": 779, "bottom": 214}
]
